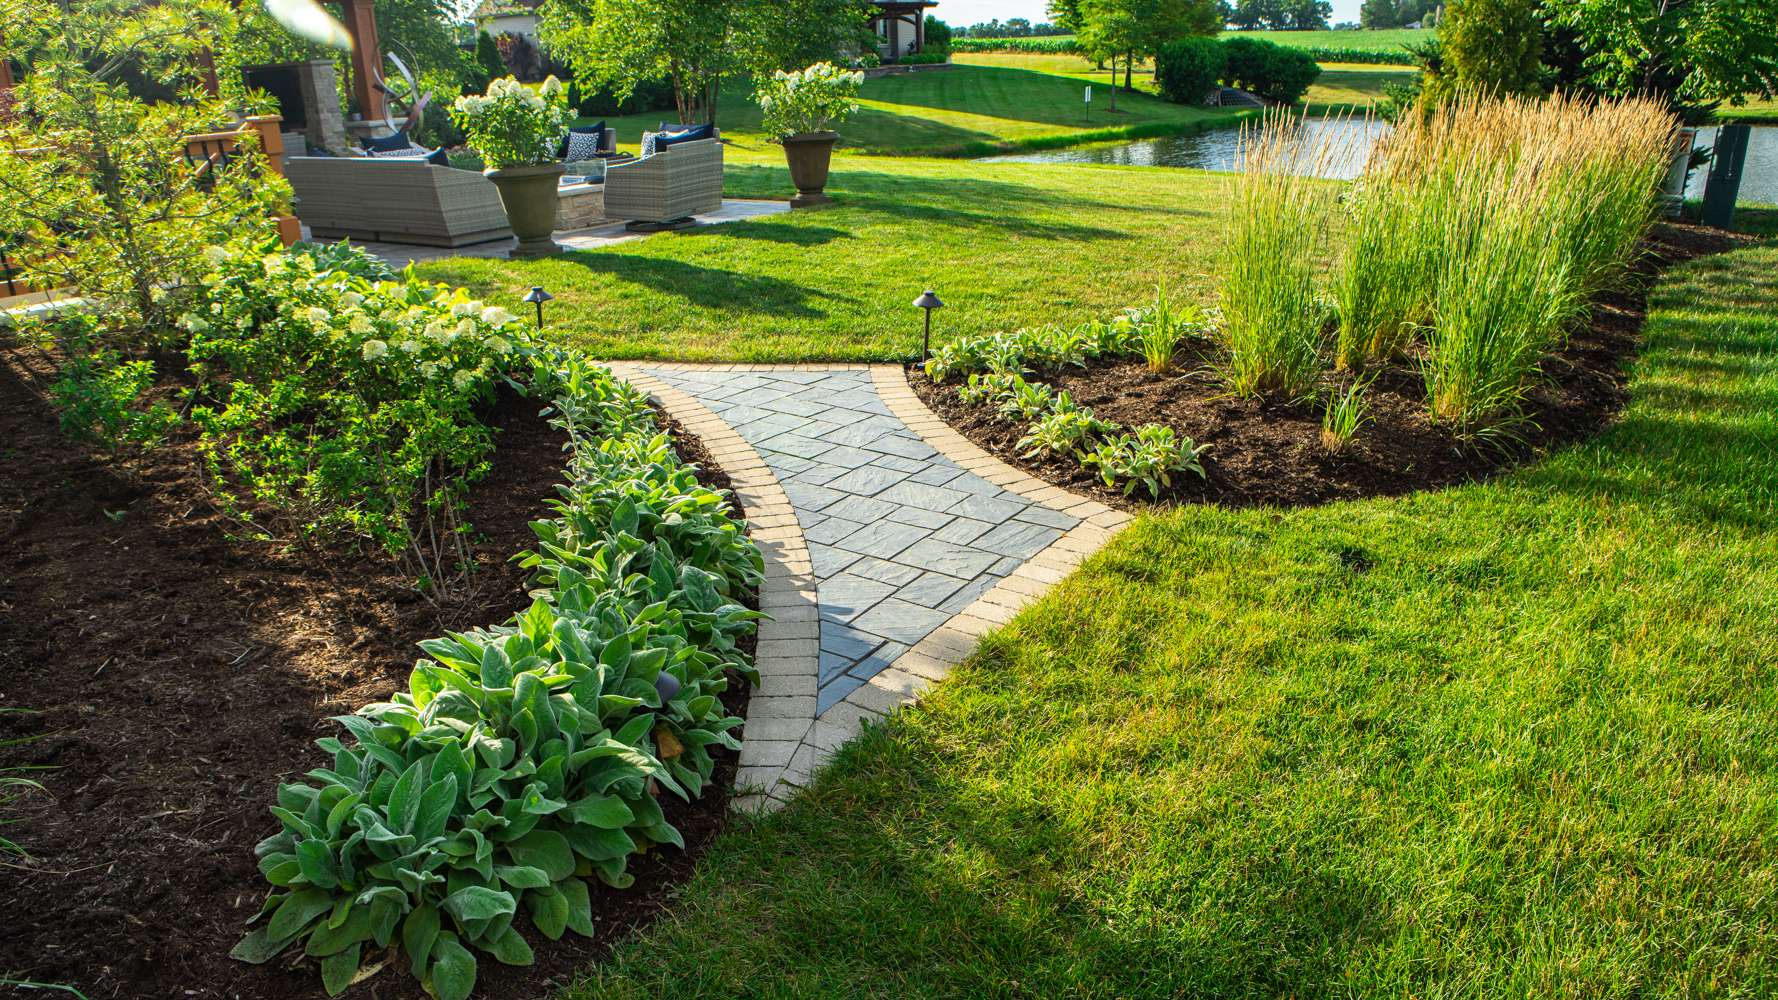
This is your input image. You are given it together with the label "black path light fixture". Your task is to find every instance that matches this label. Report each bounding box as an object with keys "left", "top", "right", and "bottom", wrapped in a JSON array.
[
  {"left": 913, "top": 288, "right": 944, "bottom": 363},
  {"left": 522, "top": 285, "right": 554, "bottom": 330}
]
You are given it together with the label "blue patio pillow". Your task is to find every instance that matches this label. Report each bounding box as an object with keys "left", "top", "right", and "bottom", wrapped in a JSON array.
[
  {"left": 426, "top": 147, "right": 450, "bottom": 167},
  {"left": 655, "top": 122, "right": 714, "bottom": 150},
  {"left": 359, "top": 131, "right": 415, "bottom": 153},
  {"left": 558, "top": 121, "right": 606, "bottom": 159}
]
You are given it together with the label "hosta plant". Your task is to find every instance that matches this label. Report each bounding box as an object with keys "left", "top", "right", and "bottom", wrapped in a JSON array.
[
  {"left": 1018, "top": 393, "right": 1121, "bottom": 459},
  {"left": 239, "top": 352, "right": 762, "bottom": 999},
  {"left": 1082, "top": 424, "right": 1209, "bottom": 498},
  {"left": 957, "top": 371, "right": 1024, "bottom": 407}
]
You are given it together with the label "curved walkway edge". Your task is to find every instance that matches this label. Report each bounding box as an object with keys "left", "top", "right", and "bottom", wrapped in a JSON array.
[{"left": 610, "top": 362, "right": 1133, "bottom": 813}]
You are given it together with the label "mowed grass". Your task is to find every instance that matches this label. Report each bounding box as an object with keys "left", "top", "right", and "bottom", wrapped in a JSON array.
[
  {"left": 590, "top": 62, "right": 1245, "bottom": 157},
  {"left": 417, "top": 150, "right": 1232, "bottom": 361},
  {"left": 568, "top": 241, "right": 1778, "bottom": 997}
]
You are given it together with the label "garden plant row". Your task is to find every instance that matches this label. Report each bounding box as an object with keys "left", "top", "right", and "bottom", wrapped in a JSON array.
[{"left": 125, "top": 243, "right": 764, "bottom": 999}]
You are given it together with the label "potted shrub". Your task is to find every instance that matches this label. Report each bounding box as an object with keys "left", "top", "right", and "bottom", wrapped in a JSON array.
[
  {"left": 451, "top": 76, "right": 574, "bottom": 257},
  {"left": 756, "top": 62, "right": 865, "bottom": 208}
]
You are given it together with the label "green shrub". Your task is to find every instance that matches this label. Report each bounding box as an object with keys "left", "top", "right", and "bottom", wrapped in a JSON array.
[
  {"left": 185, "top": 242, "right": 524, "bottom": 591},
  {"left": 1220, "top": 37, "right": 1322, "bottom": 105},
  {"left": 236, "top": 355, "right": 761, "bottom": 1000},
  {"left": 1156, "top": 36, "right": 1226, "bottom": 105},
  {"left": 995, "top": 376, "right": 1054, "bottom": 422}
]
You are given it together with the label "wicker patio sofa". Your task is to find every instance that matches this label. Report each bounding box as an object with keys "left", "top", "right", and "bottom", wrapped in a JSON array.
[
  {"left": 285, "top": 156, "right": 513, "bottom": 247},
  {"left": 603, "top": 136, "right": 723, "bottom": 228}
]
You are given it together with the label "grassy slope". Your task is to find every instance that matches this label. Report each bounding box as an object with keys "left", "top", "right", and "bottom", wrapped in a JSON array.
[
  {"left": 953, "top": 52, "right": 1414, "bottom": 112},
  {"left": 590, "top": 63, "right": 1246, "bottom": 157},
  {"left": 570, "top": 239, "right": 1778, "bottom": 998},
  {"left": 418, "top": 151, "right": 1232, "bottom": 362}
]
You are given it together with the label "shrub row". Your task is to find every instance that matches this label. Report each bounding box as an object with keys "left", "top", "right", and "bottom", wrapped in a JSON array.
[
  {"left": 1156, "top": 36, "right": 1323, "bottom": 106},
  {"left": 925, "top": 300, "right": 1209, "bottom": 498},
  {"left": 233, "top": 341, "right": 763, "bottom": 999},
  {"left": 951, "top": 36, "right": 1079, "bottom": 53}
]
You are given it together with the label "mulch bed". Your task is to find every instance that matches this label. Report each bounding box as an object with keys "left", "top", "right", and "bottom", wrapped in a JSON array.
[
  {"left": 912, "top": 222, "right": 1754, "bottom": 510},
  {"left": 0, "top": 353, "right": 751, "bottom": 1000}
]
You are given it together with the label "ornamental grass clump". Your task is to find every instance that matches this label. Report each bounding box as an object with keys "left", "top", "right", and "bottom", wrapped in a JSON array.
[
  {"left": 1218, "top": 111, "right": 1340, "bottom": 401},
  {"left": 1382, "top": 93, "right": 1677, "bottom": 432}
]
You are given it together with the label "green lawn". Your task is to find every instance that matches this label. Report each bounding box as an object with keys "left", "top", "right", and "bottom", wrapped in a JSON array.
[
  {"left": 590, "top": 62, "right": 1247, "bottom": 158},
  {"left": 419, "top": 152, "right": 1235, "bottom": 362},
  {"left": 568, "top": 238, "right": 1778, "bottom": 998}
]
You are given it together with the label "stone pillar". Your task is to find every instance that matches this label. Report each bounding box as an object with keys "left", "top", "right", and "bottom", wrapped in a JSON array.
[{"left": 296, "top": 59, "right": 348, "bottom": 153}]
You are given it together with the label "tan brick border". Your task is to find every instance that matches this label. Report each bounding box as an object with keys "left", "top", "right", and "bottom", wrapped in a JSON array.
[
  {"left": 798, "top": 366, "right": 1134, "bottom": 761},
  {"left": 609, "top": 361, "right": 1135, "bottom": 812},
  {"left": 606, "top": 363, "right": 838, "bottom": 813}
]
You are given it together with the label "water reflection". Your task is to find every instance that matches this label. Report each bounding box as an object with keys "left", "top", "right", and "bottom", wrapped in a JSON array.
[{"left": 987, "top": 119, "right": 1777, "bottom": 203}]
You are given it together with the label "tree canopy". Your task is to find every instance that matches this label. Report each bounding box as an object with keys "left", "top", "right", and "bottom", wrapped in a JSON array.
[
  {"left": 1541, "top": 0, "right": 1778, "bottom": 112},
  {"left": 538, "top": 0, "right": 871, "bottom": 124}
]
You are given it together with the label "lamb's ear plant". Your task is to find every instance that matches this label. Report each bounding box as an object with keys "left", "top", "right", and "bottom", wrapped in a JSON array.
[
  {"left": 1082, "top": 424, "right": 1208, "bottom": 498},
  {"left": 1018, "top": 393, "right": 1121, "bottom": 459}
]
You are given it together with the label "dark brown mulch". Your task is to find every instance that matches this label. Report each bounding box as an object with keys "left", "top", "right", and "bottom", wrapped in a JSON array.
[
  {"left": 0, "top": 354, "right": 751, "bottom": 1000},
  {"left": 911, "top": 222, "right": 1754, "bottom": 510}
]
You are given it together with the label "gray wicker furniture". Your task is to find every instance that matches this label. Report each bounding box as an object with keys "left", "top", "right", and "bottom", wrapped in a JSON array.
[
  {"left": 603, "top": 137, "right": 724, "bottom": 227},
  {"left": 286, "top": 157, "right": 513, "bottom": 247}
]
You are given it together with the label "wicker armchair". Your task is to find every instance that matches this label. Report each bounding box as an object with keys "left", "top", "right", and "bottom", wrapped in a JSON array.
[{"left": 602, "top": 137, "right": 724, "bottom": 227}]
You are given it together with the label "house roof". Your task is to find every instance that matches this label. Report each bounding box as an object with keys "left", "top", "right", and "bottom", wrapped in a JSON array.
[
  {"left": 471, "top": 0, "right": 542, "bottom": 19},
  {"left": 870, "top": 0, "right": 938, "bottom": 8}
]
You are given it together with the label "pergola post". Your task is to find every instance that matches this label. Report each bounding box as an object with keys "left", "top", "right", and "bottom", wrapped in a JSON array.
[
  {"left": 915, "top": 11, "right": 925, "bottom": 53},
  {"left": 338, "top": 0, "right": 386, "bottom": 122}
]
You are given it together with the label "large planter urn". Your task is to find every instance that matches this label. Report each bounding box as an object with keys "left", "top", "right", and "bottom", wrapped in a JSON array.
[
  {"left": 781, "top": 131, "right": 839, "bottom": 208},
  {"left": 485, "top": 161, "right": 565, "bottom": 257}
]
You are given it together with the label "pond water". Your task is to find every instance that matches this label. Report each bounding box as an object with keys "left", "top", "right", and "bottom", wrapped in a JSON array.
[{"left": 988, "top": 119, "right": 1778, "bottom": 204}]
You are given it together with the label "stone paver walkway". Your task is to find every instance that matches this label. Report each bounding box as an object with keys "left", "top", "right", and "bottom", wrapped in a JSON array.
[
  {"left": 644, "top": 367, "right": 1079, "bottom": 712},
  {"left": 609, "top": 363, "right": 1131, "bottom": 811}
]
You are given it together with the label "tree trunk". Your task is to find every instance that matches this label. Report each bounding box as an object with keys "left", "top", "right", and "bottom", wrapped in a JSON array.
[
  {"left": 1109, "top": 61, "right": 1118, "bottom": 112},
  {"left": 1124, "top": 52, "right": 1133, "bottom": 91}
]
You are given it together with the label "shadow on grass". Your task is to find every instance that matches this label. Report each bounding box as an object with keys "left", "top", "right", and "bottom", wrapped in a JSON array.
[
  {"left": 674, "top": 222, "right": 854, "bottom": 248},
  {"left": 553, "top": 252, "right": 846, "bottom": 318}
]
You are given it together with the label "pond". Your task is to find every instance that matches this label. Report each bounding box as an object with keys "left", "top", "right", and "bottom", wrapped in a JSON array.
[{"left": 988, "top": 119, "right": 1778, "bottom": 204}]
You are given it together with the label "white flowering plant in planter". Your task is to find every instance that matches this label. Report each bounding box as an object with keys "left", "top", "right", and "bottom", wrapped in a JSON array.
[
  {"left": 450, "top": 76, "right": 573, "bottom": 169},
  {"left": 755, "top": 62, "right": 865, "bottom": 140}
]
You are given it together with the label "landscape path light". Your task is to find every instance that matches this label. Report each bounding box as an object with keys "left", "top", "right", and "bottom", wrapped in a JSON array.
[
  {"left": 913, "top": 288, "right": 944, "bottom": 363},
  {"left": 522, "top": 285, "right": 553, "bottom": 330}
]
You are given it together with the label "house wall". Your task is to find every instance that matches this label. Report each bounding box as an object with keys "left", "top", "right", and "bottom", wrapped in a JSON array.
[{"left": 480, "top": 13, "right": 540, "bottom": 39}]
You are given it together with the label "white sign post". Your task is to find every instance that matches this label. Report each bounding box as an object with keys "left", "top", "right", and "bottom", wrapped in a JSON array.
[{"left": 1084, "top": 84, "right": 1092, "bottom": 120}]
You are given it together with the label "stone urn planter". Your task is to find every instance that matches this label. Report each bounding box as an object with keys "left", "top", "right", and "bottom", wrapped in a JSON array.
[
  {"left": 485, "top": 161, "right": 566, "bottom": 257},
  {"left": 782, "top": 131, "right": 839, "bottom": 208}
]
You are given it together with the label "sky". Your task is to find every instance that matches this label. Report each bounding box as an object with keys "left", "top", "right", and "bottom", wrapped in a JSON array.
[{"left": 935, "top": 0, "right": 1366, "bottom": 28}]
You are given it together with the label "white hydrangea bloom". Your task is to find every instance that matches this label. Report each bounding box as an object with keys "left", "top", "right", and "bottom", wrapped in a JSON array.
[
  {"left": 480, "top": 306, "right": 513, "bottom": 327},
  {"left": 349, "top": 315, "right": 373, "bottom": 336},
  {"left": 305, "top": 306, "right": 331, "bottom": 325},
  {"left": 361, "top": 339, "right": 389, "bottom": 360}
]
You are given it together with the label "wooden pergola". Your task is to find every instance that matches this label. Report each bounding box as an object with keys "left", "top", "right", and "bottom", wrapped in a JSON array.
[{"left": 869, "top": 0, "right": 938, "bottom": 58}]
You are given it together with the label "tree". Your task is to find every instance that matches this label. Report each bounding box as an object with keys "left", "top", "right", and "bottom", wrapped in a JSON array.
[
  {"left": 1442, "top": 0, "right": 1543, "bottom": 95},
  {"left": 1283, "top": 0, "right": 1332, "bottom": 28},
  {"left": 0, "top": 0, "right": 285, "bottom": 342},
  {"left": 232, "top": 0, "right": 474, "bottom": 108},
  {"left": 1361, "top": 0, "right": 1396, "bottom": 27},
  {"left": 1542, "top": 0, "right": 1778, "bottom": 117},
  {"left": 1074, "top": 0, "right": 1219, "bottom": 93},
  {"left": 473, "top": 31, "right": 507, "bottom": 88},
  {"left": 538, "top": 0, "right": 871, "bottom": 125}
]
